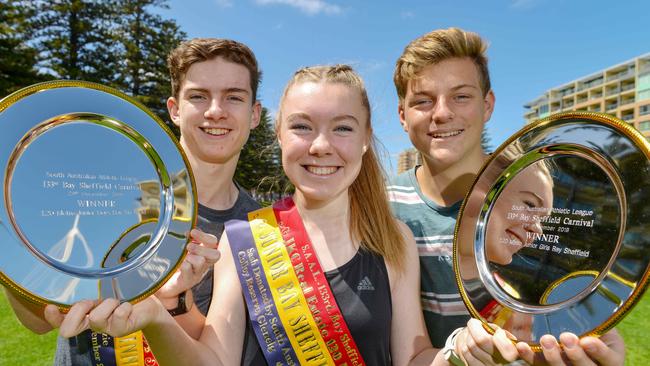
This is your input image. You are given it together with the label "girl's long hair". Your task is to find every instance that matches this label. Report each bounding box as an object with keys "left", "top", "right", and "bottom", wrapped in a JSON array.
[{"left": 276, "top": 65, "right": 406, "bottom": 272}]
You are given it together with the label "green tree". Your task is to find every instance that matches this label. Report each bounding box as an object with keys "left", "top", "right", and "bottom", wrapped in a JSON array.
[
  {"left": 236, "top": 109, "right": 289, "bottom": 200},
  {"left": 0, "top": 1, "right": 50, "bottom": 96},
  {"left": 29, "top": 0, "right": 115, "bottom": 81},
  {"left": 482, "top": 129, "right": 492, "bottom": 153},
  {"left": 112, "top": 0, "right": 186, "bottom": 128}
]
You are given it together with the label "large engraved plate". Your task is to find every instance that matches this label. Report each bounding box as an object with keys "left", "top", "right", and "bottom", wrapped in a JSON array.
[
  {"left": 0, "top": 81, "right": 196, "bottom": 308},
  {"left": 454, "top": 112, "right": 650, "bottom": 350}
]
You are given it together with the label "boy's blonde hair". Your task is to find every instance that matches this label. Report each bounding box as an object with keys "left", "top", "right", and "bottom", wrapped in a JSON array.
[
  {"left": 276, "top": 65, "right": 406, "bottom": 272},
  {"left": 393, "top": 27, "right": 491, "bottom": 102}
]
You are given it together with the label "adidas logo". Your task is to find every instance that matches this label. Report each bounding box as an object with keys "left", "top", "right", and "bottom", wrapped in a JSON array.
[{"left": 357, "top": 276, "right": 375, "bottom": 291}]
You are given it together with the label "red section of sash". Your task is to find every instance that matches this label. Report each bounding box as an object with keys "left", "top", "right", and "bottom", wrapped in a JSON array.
[
  {"left": 142, "top": 336, "right": 159, "bottom": 366},
  {"left": 478, "top": 299, "right": 501, "bottom": 319},
  {"left": 273, "top": 197, "right": 365, "bottom": 366}
]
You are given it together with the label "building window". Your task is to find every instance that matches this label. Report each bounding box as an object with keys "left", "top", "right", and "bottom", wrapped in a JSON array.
[
  {"left": 641, "top": 104, "right": 650, "bottom": 116},
  {"left": 639, "top": 121, "right": 650, "bottom": 131},
  {"left": 539, "top": 104, "right": 550, "bottom": 117}
]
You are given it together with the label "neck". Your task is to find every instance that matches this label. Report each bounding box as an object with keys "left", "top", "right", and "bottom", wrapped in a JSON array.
[
  {"left": 293, "top": 190, "right": 350, "bottom": 229},
  {"left": 184, "top": 143, "right": 240, "bottom": 210},
  {"left": 417, "top": 150, "right": 488, "bottom": 207},
  {"left": 292, "top": 190, "right": 356, "bottom": 266}
]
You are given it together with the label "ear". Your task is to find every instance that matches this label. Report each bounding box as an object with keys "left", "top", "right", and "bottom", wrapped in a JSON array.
[
  {"left": 398, "top": 102, "right": 409, "bottom": 132},
  {"left": 250, "top": 101, "right": 262, "bottom": 129},
  {"left": 482, "top": 90, "right": 495, "bottom": 124},
  {"left": 167, "top": 97, "right": 181, "bottom": 127}
]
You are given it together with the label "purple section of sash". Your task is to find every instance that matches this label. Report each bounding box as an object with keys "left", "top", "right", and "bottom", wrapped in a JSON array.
[
  {"left": 87, "top": 332, "right": 117, "bottom": 366},
  {"left": 225, "top": 219, "right": 299, "bottom": 365}
]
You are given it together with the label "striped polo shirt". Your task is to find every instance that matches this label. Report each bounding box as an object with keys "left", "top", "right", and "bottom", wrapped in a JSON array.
[{"left": 388, "top": 167, "right": 470, "bottom": 348}]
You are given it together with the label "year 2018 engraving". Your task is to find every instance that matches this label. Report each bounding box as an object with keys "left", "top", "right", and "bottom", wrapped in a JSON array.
[{"left": 503, "top": 203, "right": 595, "bottom": 259}]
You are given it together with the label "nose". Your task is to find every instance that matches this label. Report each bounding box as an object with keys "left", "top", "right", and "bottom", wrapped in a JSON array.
[
  {"left": 309, "top": 132, "right": 333, "bottom": 156},
  {"left": 525, "top": 219, "right": 543, "bottom": 235},
  {"left": 204, "top": 98, "right": 227, "bottom": 120},
  {"left": 431, "top": 97, "right": 455, "bottom": 125}
]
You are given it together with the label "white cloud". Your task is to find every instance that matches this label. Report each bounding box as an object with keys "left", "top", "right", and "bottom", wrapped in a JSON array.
[
  {"left": 216, "top": 0, "right": 233, "bottom": 7},
  {"left": 254, "top": 0, "right": 343, "bottom": 15},
  {"left": 400, "top": 11, "right": 415, "bottom": 19}
]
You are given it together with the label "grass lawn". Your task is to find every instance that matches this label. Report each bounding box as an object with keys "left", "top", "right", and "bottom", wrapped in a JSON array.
[
  {"left": 0, "top": 290, "right": 56, "bottom": 365},
  {"left": 0, "top": 289, "right": 649, "bottom": 365}
]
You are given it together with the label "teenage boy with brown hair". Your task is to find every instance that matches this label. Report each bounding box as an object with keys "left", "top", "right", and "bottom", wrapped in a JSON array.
[
  {"left": 389, "top": 27, "right": 625, "bottom": 365},
  {"left": 4, "top": 37, "right": 262, "bottom": 366}
]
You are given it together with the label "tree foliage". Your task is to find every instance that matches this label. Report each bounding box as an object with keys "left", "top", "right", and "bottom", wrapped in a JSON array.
[
  {"left": 1, "top": 0, "right": 284, "bottom": 196},
  {"left": 111, "top": 0, "right": 185, "bottom": 128},
  {"left": 236, "top": 109, "right": 291, "bottom": 200},
  {"left": 481, "top": 129, "right": 492, "bottom": 153},
  {"left": 29, "top": 0, "right": 115, "bottom": 81},
  {"left": 0, "top": 1, "right": 50, "bottom": 96}
]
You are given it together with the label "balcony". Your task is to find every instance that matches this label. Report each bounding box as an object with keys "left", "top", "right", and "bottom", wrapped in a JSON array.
[
  {"left": 622, "top": 114, "right": 634, "bottom": 121},
  {"left": 606, "top": 88, "right": 620, "bottom": 96},
  {"left": 621, "top": 98, "right": 636, "bottom": 106},
  {"left": 558, "top": 88, "right": 575, "bottom": 97},
  {"left": 640, "top": 64, "right": 650, "bottom": 74},
  {"left": 606, "top": 103, "right": 618, "bottom": 111},
  {"left": 584, "top": 79, "right": 604, "bottom": 89},
  {"left": 621, "top": 83, "right": 635, "bottom": 92},
  {"left": 609, "top": 70, "right": 635, "bottom": 81}
]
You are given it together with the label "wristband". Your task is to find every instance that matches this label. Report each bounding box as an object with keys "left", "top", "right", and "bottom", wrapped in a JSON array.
[
  {"left": 442, "top": 327, "right": 466, "bottom": 366},
  {"left": 167, "top": 290, "right": 192, "bottom": 316}
]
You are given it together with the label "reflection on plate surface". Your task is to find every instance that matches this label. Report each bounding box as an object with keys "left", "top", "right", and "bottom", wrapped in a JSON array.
[
  {"left": 454, "top": 112, "right": 650, "bottom": 350},
  {"left": 0, "top": 81, "right": 196, "bottom": 308}
]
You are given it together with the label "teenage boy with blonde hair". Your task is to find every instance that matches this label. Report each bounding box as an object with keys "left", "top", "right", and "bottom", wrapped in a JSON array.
[
  {"left": 389, "top": 27, "right": 625, "bottom": 364},
  {"left": 4, "top": 38, "right": 262, "bottom": 366}
]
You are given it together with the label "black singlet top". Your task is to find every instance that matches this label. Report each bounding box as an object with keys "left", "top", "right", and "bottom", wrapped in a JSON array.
[{"left": 241, "top": 248, "right": 392, "bottom": 365}]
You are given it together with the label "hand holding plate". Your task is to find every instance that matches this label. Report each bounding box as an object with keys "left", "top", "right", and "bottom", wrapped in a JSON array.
[{"left": 156, "top": 228, "right": 220, "bottom": 300}]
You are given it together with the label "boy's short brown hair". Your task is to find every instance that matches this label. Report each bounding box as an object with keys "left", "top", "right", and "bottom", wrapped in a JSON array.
[
  {"left": 167, "top": 38, "right": 261, "bottom": 102},
  {"left": 393, "top": 27, "right": 491, "bottom": 101}
]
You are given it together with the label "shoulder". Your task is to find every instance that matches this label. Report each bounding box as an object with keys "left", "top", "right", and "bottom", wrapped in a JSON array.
[
  {"left": 235, "top": 186, "right": 262, "bottom": 210},
  {"left": 387, "top": 168, "right": 417, "bottom": 189},
  {"left": 387, "top": 169, "right": 422, "bottom": 205}
]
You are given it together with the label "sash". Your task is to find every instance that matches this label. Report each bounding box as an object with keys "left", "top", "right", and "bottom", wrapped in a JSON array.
[
  {"left": 87, "top": 331, "right": 158, "bottom": 366},
  {"left": 226, "top": 197, "right": 365, "bottom": 366}
]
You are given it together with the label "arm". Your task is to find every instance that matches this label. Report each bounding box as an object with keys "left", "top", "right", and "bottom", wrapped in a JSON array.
[
  {"left": 47, "top": 231, "right": 248, "bottom": 366},
  {"left": 155, "top": 228, "right": 220, "bottom": 339},
  {"left": 386, "top": 220, "right": 445, "bottom": 366},
  {"left": 3, "top": 287, "right": 53, "bottom": 334},
  {"left": 142, "top": 231, "right": 248, "bottom": 365},
  {"left": 4, "top": 228, "right": 218, "bottom": 338}
]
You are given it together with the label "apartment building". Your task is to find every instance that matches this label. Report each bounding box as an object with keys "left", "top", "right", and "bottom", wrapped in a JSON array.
[
  {"left": 524, "top": 53, "right": 650, "bottom": 136},
  {"left": 397, "top": 148, "right": 421, "bottom": 174}
]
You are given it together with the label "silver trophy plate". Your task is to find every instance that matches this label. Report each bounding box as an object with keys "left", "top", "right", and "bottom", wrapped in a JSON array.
[
  {"left": 0, "top": 81, "right": 196, "bottom": 309},
  {"left": 454, "top": 112, "right": 650, "bottom": 351}
]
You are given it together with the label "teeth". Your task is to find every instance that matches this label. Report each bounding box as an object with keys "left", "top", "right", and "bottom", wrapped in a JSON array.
[
  {"left": 306, "top": 166, "right": 338, "bottom": 175},
  {"left": 202, "top": 127, "right": 229, "bottom": 136},
  {"left": 431, "top": 130, "right": 462, "bottom": 138}
]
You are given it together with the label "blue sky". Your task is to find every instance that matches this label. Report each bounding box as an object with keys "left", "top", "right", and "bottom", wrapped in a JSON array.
[{"left": 162, "top": 0, "right": 650, "bottom": 173}]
